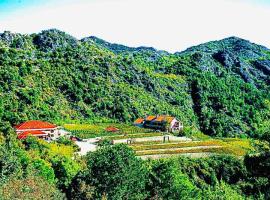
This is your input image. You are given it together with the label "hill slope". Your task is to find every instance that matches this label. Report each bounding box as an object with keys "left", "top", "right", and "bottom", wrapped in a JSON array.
[{"left": 0, "top": 29, "right": 269, "bottom": 137}]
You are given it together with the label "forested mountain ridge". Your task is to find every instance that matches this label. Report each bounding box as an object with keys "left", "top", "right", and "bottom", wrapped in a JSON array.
[
  {"left": 0, "top": 29, "right": 269, "bottom": 138},
  {"left": 82, "top": 36, "right": 168, "bottom": 54}
]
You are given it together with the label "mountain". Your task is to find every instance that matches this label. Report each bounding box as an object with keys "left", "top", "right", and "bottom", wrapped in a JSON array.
[
  {"left": 82, "top": 36, "right": 168, "bottom": 55},
  {"left": 177, "top": 36, "right": 270, "bottom": 86},
  {"left": 0, "top": 29, "right": 269, "bottom": 138}
]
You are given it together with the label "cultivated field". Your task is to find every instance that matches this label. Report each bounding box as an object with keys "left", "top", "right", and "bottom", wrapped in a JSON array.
[
  {"left": 63, "top": 123, "right": 158, "bottom": 139},
  {"left": 64, "top": 123, "right": 254, "bottom": 158}
]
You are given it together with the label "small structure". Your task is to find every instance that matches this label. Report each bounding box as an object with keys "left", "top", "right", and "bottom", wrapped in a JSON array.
[
  {"left": 134, "top": 115, "right": 183, "bottom": 133},
  {"left": 133, "top": 118, "right": 144, "bottom": 127},
  {"left": 15, "top": 120, "right": 68, "bottom": 140},
  {"left": 105, "top": 126, "right": 120, "bottom": 132}
]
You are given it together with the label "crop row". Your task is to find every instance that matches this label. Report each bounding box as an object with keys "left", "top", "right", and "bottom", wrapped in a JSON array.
[
  {"left": 135, "top": 146, "right": 248, "bottom": 156},
  {"left": 64, "top": 123, "right": 154, "bottom": 134},
  {"left": 130, "top": 140, "right": 223, "bottom": 151},
  {"left": 105, "top": 132, "right": 164, "bottom": 140}
]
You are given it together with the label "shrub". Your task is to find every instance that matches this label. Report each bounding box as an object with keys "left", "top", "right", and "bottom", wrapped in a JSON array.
[
  {"left": 72, "top": 144, "right": 148, "bottom": 199},
  {"left": 0, "top": 176, "right": 65, "bottom": 200}
]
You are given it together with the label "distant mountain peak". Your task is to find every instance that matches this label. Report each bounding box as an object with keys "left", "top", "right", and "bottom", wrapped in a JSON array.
[
  {"left": 81, "top": 35, "right": 168, "bottom": 55},
  {"left": 223, "top": 36, "right": 246, "bottom": 41},
  {"left": 32, "top": 29, "right": 78, "bottom": 51},
  {"left": 179, "top": 36, "right": 268, "bottom": 57}
]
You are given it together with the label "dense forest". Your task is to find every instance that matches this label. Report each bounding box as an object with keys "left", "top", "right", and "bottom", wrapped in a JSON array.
[
  {"left": 0, "top": 29, "right": 270, "bottom": 199},
  {"left": 0, "top": 29, "right": 270, "bottom": 137}
]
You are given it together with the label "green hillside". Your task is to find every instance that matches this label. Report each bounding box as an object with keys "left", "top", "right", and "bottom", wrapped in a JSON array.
[{"left": 0, "top": 29, "right": 269, "bottom": 138}]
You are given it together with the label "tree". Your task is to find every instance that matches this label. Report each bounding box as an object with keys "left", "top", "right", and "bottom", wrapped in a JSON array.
[
  {"left": 30, "top": 158, "right": 55, "bottom": 184},
  {"left": 0, "top": 176, "right": 65, "bottom": 200},
  {"left": 67, "top": 173, "right": 96, "bottom": 200},
  {"left": 51, "top": 156, "right": 81, "bottom": 191},
  {"left": 203, "top": 182, "right": 244, "bottom": 200},
  {"left": 244, "top": 141, "right": 270, "bottom": 198},
  {"left": 147, "top": 159, "right": 199, "bottom": 199},
  {"left": 71, "top": 144, "right": 147, "bottom": 200},
  {"left": 0, "top": 144, "right": 25, "bottom": 183}
]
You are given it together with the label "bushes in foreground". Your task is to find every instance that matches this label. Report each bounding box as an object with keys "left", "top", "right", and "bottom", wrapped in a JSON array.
[
  {"left": 0, "top": 132, "right": 269, "bottom": 199},
  {"left": 68, "top": 144, "right": 148, "bottom": 200},
  {"left": 68, "top": 144, "right": 269, "bottom": 200}
]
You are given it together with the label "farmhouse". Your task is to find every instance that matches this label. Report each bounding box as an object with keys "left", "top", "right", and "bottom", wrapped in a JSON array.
[
  {"left": 134, "top": 115, "right": 183, "bottom": 132},
  {"left": 15, "top": 120, "right": 69, "bottom": 140}
]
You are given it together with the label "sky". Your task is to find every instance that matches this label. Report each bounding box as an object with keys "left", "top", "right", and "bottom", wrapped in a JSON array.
[{"left": 0, "top": 0, "right": 270, "bottom": 52}]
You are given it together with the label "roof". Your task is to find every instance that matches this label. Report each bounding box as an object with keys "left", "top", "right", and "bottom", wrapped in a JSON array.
[
  {"left": 145, "top": 115, "right": 156, "bottom": 121},
  {"left": 154, "top": 116, "right": 175, "bottom": 123},
  {"left": 106, "top": 126, "right": 120, "bottom": 132},
  {"left": 134, "top": 118, "right": 144, "bottom": 124},
  {"left": 17, "top": 130, "right": 47, "bottom": 139},
  {"left": 15, "top": 120, "right": 57, "bottom": 130}
]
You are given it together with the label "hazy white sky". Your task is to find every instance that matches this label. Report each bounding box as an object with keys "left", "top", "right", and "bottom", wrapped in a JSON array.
[{"left": 0, "top": 0, "right": 270, "bottom": 52}]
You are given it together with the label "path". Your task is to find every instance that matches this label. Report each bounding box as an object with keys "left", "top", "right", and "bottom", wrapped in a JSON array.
[{"left": 75, "top": 141, "right": 97, "bottom": 156}]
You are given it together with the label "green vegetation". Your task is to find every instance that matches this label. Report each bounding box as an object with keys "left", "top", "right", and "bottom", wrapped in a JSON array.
[
  {"left": 131, "top": 139, "right": 250, "bottom": 151},
  {"left": 0, "top": 125, "right": 80, "bottom": 199},
  {"left": 70, "top": 144, "right": 147, "bottom": 200},
  {"left": 0, "top": 123, "right": 269, "bottom": 199},
  {"left": 0, "top": 30, "right": 270, "bottom": 199},
  {"left": 1, "top": 30, "right": 269, "bottom": 138},
  {"left": 136, "top": 146, "right": 245, "bottom": 157},
  {"left": 64, "top": 123, "right": 155, "bottom": 138},
  {"left": 66, "top": 143, "right": 269, "bottom": 199}
]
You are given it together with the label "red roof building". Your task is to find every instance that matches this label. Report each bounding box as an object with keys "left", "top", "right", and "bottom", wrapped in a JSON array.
[
  {"left": 145, "top": 115, "right": 156, "bottom": 121},
  {"left": 105, "top": 126, "right": 120, "bottom": 132},
  {"left": 17, "top": 130, "right": 47, "bottom": 140},
  {"left": 134, "top": 118, "right": 144, "bottom": 125},
  {"left": 134, "top": 115, "right": 183, "bottom": 133},
  {"left": 15, "top": 120, "right": 58, "bottom": 140},
  {"left": 15, "top": 120, "right": 57, "bottom": 130}
]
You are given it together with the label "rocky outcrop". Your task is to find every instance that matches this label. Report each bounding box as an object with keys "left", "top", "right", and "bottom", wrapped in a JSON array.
[{"left": 32, "top": 29, "right": 78, "bottom": 51}]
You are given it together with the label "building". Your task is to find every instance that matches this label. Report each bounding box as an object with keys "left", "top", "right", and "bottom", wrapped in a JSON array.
[
  {"left": 105, "top": 126, "right": 120, "bottom": 132},
  {"left": 134, "top": 115, "right": 183, "bottom": 132},
  {"left": 133, "top": 118, "right": 144, "bottom": 127},
  {"left": 15, "top": 120, "right": 69, "bottom": 140}
]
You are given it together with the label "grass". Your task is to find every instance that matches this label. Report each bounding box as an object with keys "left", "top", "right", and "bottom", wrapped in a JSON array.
[
  {"left": 133, "top": 138, "right": 254, "bottom": 157},
  {"left": 105, "top": 132, "right": 164, "bottom": 140},
  {"left": 131, "top": 140, "right": 223, "bottom": 151},
  {"left": 64, "top": 123, "right": 156, "bottom": 139},
  {"left": 136, "top": 146, "right": 248, "bottom": 157},
  {"left": 136, "top": 147, "right": 223, "bottom": 156},
  {"left": 69, "top": 130, "right": 121, "bottom": 139},
  {"left": 64, "top": 123, "right": 255, "bottom": 158},
  {"left": 220, "top": 138, "right": 254, "bottom": 156}
]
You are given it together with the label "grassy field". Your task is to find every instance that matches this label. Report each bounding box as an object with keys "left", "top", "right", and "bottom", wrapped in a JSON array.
[
  {"left": 63, "top": 123, "right": 160, "bottom": 139},
  {"left": 64, "top": 123, "right": 255, "bottom": 158},
  {"left": 131, "top": 140, "right": 223, "bottom": 151},
  {"left": 136, "top": 146, "right": 250, "bottom": 157},
  {"left": 132, "top": 138, "right": 254, "bottom": 157},
  {"left": 106, "top": 132, "right": 164, "bottom": 140}
]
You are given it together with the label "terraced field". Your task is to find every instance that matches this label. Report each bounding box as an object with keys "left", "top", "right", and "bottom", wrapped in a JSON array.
[
  {"left": 64, "top": 123, "right": 254, "bottom": 159},
  {"left": 63, "top": 123, "right": 158, "bottom": 139},
  {"left": 128, "top": 138, "right": 254, "bottom": 158}
]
